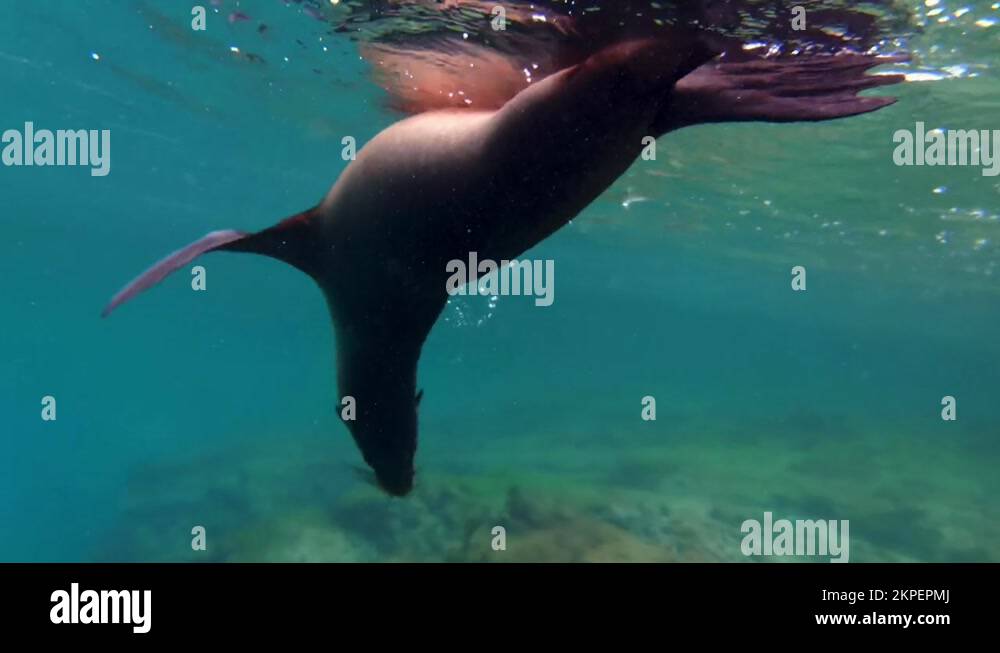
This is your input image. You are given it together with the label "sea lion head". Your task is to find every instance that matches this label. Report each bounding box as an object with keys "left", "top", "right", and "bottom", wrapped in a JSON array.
[
  {"left": 366, "top": 446, "right": 415, "bottom": 497},
  {"left": 342, "top": 389, "right": 422, "bottom": 497}
]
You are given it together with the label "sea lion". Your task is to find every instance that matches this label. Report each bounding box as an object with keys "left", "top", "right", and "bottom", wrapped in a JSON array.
[{"left": 103, "top": 36, "right": 904, "bottom": 495}]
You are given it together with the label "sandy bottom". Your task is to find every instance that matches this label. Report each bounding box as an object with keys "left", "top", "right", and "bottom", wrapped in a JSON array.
[{"left": 91, "top": 411, "right": 999, "bottom": 563}]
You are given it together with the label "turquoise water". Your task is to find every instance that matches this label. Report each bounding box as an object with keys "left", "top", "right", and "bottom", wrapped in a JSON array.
[{"left": 1, "top": 1, "right": 998, "bottom": 562}]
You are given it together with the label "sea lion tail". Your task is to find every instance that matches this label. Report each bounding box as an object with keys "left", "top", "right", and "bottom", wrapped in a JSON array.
[
  {"left": 659, "top": 53, "right": 907, "bottom": 131},
  {"left": 101, "top": 209, "right": 317, "bottom": 318}
]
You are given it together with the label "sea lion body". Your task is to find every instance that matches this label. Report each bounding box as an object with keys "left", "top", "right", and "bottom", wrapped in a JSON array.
[{"left": 103, "top": 37, "right": 904, "bottom": 495}]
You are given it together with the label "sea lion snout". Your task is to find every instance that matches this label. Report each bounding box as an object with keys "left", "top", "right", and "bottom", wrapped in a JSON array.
[
  {"left": 343, "top": 398, "right": 419, "bottom": 497},
  {"left": 360, "top": 443, "right": 416, "bottom": 496},
  {"left": 372, "top": 461, "right": 415, "bottom": 497}
]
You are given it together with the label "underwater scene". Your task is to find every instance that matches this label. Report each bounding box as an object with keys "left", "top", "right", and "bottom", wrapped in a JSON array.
[{"left": 1, "top": 0, "right": 998, "bottom": 563}]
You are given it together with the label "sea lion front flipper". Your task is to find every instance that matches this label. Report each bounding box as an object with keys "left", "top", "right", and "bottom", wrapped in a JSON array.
[
  {"left": 101, "top": 230, "right": 249, "bottom": 317},
  {"left": 101, "top": 209, "right": 317, "bottom": 317}
]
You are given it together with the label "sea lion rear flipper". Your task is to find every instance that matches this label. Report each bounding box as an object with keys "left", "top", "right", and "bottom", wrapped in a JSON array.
[
  {"left": 101, "top": 209, "right": 317, "bottom": 317},
  {"left": 661, "top": 53, "right": 907, "bottom": 130}
]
